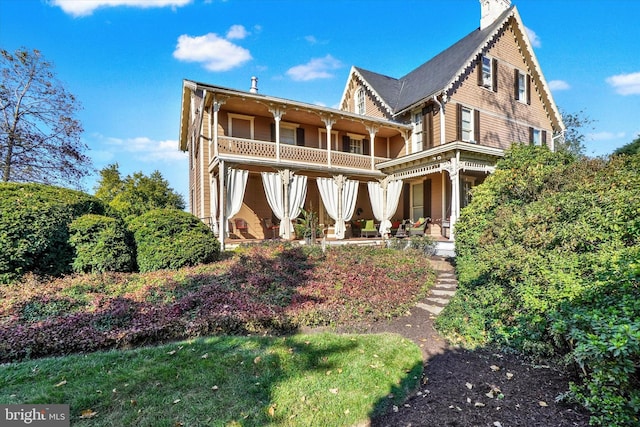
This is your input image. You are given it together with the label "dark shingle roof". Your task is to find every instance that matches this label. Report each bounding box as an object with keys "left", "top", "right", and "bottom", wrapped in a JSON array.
[{"left": 356, "top": 7, "right": 513, "bottom": 115}]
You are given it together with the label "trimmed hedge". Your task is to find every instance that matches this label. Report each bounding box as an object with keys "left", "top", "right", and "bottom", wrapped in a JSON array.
[
  {"left": 0, "top": 183, "right": 105, "bottom": 283},
  {"left": 69, "top": 214, "right": 136, "bottom": 273},
  {"left": 437, "top": 145, "right": 640, "bottom": 426},
  {"left": 128, "top": 209, "right": 220, "bottom": 273}
]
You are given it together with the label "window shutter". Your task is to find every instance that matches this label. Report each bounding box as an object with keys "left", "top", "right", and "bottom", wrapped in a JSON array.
[
  {"left": 477, "top": 55, "right": 483, "bottom": 86},
  {"left": 342, "top": 135, "right": 350, "bottom": 152},
  {"left": 424, "top": 111, "right": 433, "bottom": 148},
  {"left": 514, "top": 69, "right": 520, "bottom": 99},
  {"left": 363, "top": 139, "right": 370, "bottom": 155},
  {"left": 423, "top": 179, "right": 432, "bottom": 219},
  {"left": 526, "top": 74, "right": 531, "bottom": 105},
  {"left": 456, "top": 104, "right": 463, "bottom": 141},
  {"left": 542, "top": 130, "right": 547, "bottom": 146},
  {"left": 529, "top": 127, "right": 534, "bottom": 145},
  {"left": 492, "top": 58, "right": 498, "bottom": 92},
  {"left": 270, "top": 123, "right": 275, "bottom": 142},
  {"left": 474, "top": 110, "right": 480, "bottom": 143},
  {"left": 296, "top": 127, "right": 305, "bottom": 146}
]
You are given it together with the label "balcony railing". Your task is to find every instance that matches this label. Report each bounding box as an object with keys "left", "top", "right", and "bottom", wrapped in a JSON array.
[{"left": 215, "top": 136, "right": 389, "bottom": 171}]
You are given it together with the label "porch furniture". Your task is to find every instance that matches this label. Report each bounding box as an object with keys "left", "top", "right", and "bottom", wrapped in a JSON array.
[
  {"left": 234, "top": 218, "right": 249, "bottom": 234},
  {"left": 408, "top": 217, "right": 431, "bottom": 236},
  {"left": 393, "top": 220, "right": 409, "bottom": 238},
  {"left": 441, "top": 219, "right": 451, "bottom": 238},
  {"left": 262, "top": 218, "right": 279, "bottom": 239},
  {"left": 361, "top": 219, "right": 379, "bottom": 238},
  {"left": 389, "top": 220, "right": 403, "bottom": 236}
]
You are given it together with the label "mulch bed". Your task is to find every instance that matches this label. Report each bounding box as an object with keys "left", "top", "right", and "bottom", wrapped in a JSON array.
[{"left": 339, "top": 257, "right": 591, "bottom": 426}]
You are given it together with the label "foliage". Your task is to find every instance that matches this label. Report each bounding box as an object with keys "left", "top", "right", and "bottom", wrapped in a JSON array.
[
  {"left": 294, "top": 208, "right": 322, "bottom": 240},
  {"left": 613, "top": 134, "right": 640, "bottom": 156},
  {"left": 2, "top": 333, "right": 421, "bottom": 427},
  {"left": 95, "top": 163, "right": 185, "bottom": 219},
  {"left": 0, "top": 243, "right": 434, "bottom": 362},
  {"left": 0, "top": 183, "right": 104, "bottom": 283},
  {"left": 127, "top": 209, "right": 219, "bottom": 273},
  {"left": 0, "top": 48, "right": 91, "bottom": 187},
  {"left": 69, "top": 214, "right": 136, "bottom": 273},
  {"left": 556, "top": 109, "right": 595, "bottom": 156},
  {"left": 437, "top": 144, "right": 640, "bottom": 425}
]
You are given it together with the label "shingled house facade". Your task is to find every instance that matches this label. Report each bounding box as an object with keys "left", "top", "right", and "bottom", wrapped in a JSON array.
[{"left": 179, "top": 0, "right": 564, "bottom": 249}]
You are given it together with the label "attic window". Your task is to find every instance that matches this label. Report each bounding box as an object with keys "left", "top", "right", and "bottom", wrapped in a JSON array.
[
  {"left": 515, "top": 69, "right": 531, "bottom": 104},
  {"left": 479, "top": 55, "right": 498, "bottom": 92},
  {"left": 355, "top": 88, "right": 365, "bottom": 114},
  {"left": 482, "top": 56, "right": 492, "bottom": 88}
]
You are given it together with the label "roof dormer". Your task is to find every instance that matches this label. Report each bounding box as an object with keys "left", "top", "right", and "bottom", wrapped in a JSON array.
[{"left": 480, "top": 0, "right": 511, "bottom": 30}]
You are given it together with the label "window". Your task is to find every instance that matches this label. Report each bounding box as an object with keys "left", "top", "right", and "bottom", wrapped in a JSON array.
[
  {"left": 478, "top": 55, "right": 497, "bottom": 91},
  {"left": 461, "top": 107, "right": 473, "bottom": 142},
  {"left": 355, "top": 88, "right": 365, "bottom": 115},
  {"left": 228, "top": 113, "right": 254, "bottom": 139},
  {"left": 515, "top": 70, "right": 530, "bottom": 104},
  {"left": 319, "top": 129, "right": 338, "bottom": 150},
  {"left": 529, "top": 127, "right": 547, "bottom": 146},
  {"left": 412, "top": 112, "right": 423, "bottom": 153},
  {"left": 280, "top": 124, "right": 296, "bottom": 145},
  {"left": 349, "top": 137, "right": 363, "bottom": 154}
]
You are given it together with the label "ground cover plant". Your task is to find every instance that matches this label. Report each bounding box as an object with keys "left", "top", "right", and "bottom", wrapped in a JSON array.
[
  {"left": 0, "top": 243, "right": 435, "bottom": 362},
  {"left": 1, "top": 333, "right": 422, "bottom": 426},
  {"left": 437, "top": 146, "right": 640, "bottom": 426}
]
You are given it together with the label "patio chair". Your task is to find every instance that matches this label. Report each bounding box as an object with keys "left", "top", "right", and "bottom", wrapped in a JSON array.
[
  {"left": 407, "top": 217, "right": 431, "bottom": 236},
  {"left": 262, "top": 217, "right": 279, "bottom": 239},
  {"left": 234, "top": 218, "right": 249, "bottom": 234},
  {"left": 361, "top": 219, "right": 379, "bottom": 238}
]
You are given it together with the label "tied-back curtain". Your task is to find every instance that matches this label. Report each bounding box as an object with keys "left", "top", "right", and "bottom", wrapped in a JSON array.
[
  {"left": 368, "top": 179, "right": 403, "bottom": 236},
  {"left": 261, "top": 172, "right": 284, "bottom": 221},
  {"left": 317, "top": 177, "right": 358, "bottom": 239},
  {"left": 289, "top": 175, "right": 307, "bottom": 221},
  {"left": 226, "top": 168, "right": 248, "bottom": 220},
  {"left": 317, "top": 177, "right": 339, "bottom": 222},
  {"left": 210, "top": 176, "right": 218, "bottom": 235},
  {"left": 261, "top": 171, "right": 307, "bottom": 239},
  {"left": 342, "top": 179, "right": 359, "bottom": 222}
]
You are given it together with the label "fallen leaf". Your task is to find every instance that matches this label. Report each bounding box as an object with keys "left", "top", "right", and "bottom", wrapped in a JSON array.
[
  {"left": 486, "top": 391, "right": 495, "bottom": 398},
  {"left": 173, "top": 399, "right": 181, "bottom": 404},
  {"left": 300, "top": 396, "right": 306, "bottom": 402},
  {"left": 329, "top": 388, "right": 339, "bottom": 394},
  {"left": 167, "top": 350, "right": 176, "bottom": 355},
  {"left": 201, "top": 353, "right": 209, "bottom": 359},
  {"left": 538, "top": 401, "right": 548, "bottom": 407},
  {"left": 326, "top": 370, "right": 332, "bottom": 376},
  {"left": 506, "top": 372, "right": 514, "bottom": 380},
  {"left": 465, "top": 382, "right": 473, "bottom": 390},
  {"left": 493, "top": 422, "right": 503, "bottom": 427},
  {"left": 474, "top": 402, "right": 486, "bottom": 407},
  {"left": 337, "top": 368, "right": 343, "bottom": 374},
  {"left": 392, "top": 405, "right": 399, "bottom": 412},
  {"left": 130, "top": 399, "right": 137, "bottom": 406},
  {"left": 211, "top": 385, "right": 219, "bottom": 391},
  {"left": 80, "top": 409, "right": 97, "bottom": 419},
  {"left": 54, "top": 380, "right": 67, "bottom": 387},
  {"left": 467, "top": 397, "right": 472, "bottom": 404},
  {"left": 490, "top": 365, "right": 501, "bottom": 371},
  {"left": 267, "top": 405, "right": 276, "bottom": 417},
  {"left": 344, "top": 409, "right": 350, "bottom": 415},
  {"left": 254, "top": 356, "right": 261, "bottom": 364}
]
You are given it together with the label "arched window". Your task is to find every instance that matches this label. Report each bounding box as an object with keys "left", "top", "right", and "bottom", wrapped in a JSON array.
[{"left": 355, "top": 88, "right": 365, "bottom": 114}]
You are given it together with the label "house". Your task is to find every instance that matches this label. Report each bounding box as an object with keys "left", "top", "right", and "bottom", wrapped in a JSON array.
[{"left": 178, "top": 0, "right": 564, "bottom": 250}]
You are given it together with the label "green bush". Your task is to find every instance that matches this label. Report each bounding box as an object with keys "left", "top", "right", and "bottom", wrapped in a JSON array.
[
  {"left": 128, "top": 209, "right": 220, "bottom": 272},
  {"left": 69, "top": 214, "right": 136, "bottom": 273},
  {"left": 436, "top": 146, "right": 640, "bottom": 425},
  {"left": 0, "top": 183, "right": 105, "bottom": 283}
]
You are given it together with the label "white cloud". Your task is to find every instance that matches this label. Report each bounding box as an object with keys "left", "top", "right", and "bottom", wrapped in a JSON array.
[
  {"left": 226, "top": 25, "right": 249, "bottom": 40},
  {"left": 286, "top": 55, "right": 342, "bottom": 82},
  {"left": 51, "top": 0, "right": 192, "bottom": 17},
  {"left": 173, "top": 32, "right": 252, "bottom": 71},
  {"left": 94, "top": 134, "right": 187, "bottom": 163},
  {"left": 606, "top": 72, "right": 640, "bottom": 95},
  {"left": 525, "top": 26, "right": 541, "bottom": 48},
  {"left": 587, "top": 131, "right": 626, "bottom": 142},
  {"left": 548, "top": 80, "right": 570, "bottom": 91}
]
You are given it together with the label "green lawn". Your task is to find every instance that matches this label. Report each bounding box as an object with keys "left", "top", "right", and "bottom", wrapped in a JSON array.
[{"left": 2, "top": 333, "right": 422, "bottom": 426}]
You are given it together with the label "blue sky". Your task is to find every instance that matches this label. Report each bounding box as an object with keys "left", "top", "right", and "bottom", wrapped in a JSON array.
[{"left": 1, "top": 0, "right": 638, "bottom": 201}]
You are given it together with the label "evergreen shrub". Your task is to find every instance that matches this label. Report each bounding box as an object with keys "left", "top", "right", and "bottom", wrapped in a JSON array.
[
  {"left": 128, "top": 209, "right": 219, "bottom": 272},
  {"left": 69, "top": 214, "right": 136, "bottom": 273},
  {"left": 0, "top": 183, "right": 104, "bottom": 283}
]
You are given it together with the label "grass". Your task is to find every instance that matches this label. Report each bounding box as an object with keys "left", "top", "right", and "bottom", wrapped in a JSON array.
[{"left": 1, "top": 332, "right": 423, "bottom": 426}]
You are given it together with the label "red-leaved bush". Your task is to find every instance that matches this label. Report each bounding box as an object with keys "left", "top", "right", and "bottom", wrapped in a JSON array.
[{"left": 0, "top": 243, "right": 434, "bottom": 362}]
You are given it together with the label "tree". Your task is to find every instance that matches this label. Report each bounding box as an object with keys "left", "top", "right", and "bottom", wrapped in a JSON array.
[
  {"left": 0, "top": 48, "right": 91, "bottom": 187},
  {"left": 556, "top": 109, "right": 595, "bottom": 156},
  {"left": 613, "top": 134, "right": 640, "bottom": 156},
  {"left": 95, "top": 163, "right": 185, "bottom": 219}
]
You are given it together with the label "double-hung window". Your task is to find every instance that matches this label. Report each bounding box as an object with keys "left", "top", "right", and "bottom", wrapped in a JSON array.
[
  {"left": 350, "top": 137, "right": 363, "bottom": 154},
  {"left": 515, "top": 69, "right": 530, "bottom": 104},
  {"left": 482, "top": 56, "right": 492, "bottom": 88},
  {"left": 479, "top": 55, "right": 497, "bottom": 91},
  {"left": 461, "top": 107, "right": 473, "bottom": 142},
  {"left": 355, "top": 88, "right": 365, "bottom": 115}
]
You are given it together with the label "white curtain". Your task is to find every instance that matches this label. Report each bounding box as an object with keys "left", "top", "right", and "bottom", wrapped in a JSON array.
[
  {"left": 368, "top": 179, "right": 403, "bottom": 236},
  {"left": 225, "top": 168, "right": 248, "bottom": 220},
  {"left": 317, "top": 177, "right": 359, "bottom": 239},
  {"left": 261, "top": 171, "right": 307, "bottom": 239},
  {"left": 210, "top": 176, "right": 218, "bottom": 235}
]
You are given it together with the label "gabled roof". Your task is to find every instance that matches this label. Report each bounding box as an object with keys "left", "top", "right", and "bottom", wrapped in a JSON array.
[{"left": 353, "top": 6, "right": 514, "bottom": 116}]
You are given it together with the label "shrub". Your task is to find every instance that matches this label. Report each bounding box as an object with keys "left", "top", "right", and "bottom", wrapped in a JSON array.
[
  {"left": 0, "top": 183, "right": 105, "bottom": 283},
  {"left": 437, "top": 146, "right": 640, "bottom": 425},
  {"left": 128, "top": 209, "right": 220, "bottom": 272},
  {"left": 69, "top": 214, "right": 136, "bottom": 273}
]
